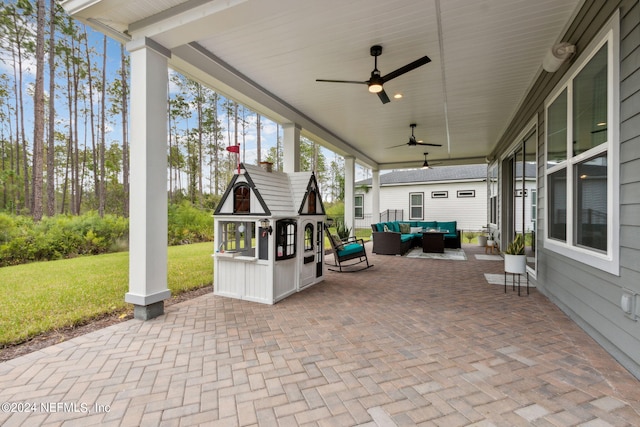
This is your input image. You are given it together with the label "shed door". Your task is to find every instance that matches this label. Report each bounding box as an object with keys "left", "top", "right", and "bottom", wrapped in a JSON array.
[
  {"left": 316, "top": 221, "right": 323, "bottom": 278},
  {"left": 300, "top": 220, "right": 316, "bottom": 288}
]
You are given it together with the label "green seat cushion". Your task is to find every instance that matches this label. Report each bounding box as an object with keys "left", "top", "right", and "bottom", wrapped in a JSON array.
[
  {"left": 438, "top": 221, "right": 457, "bottom": 234},
  {"left": 400, "top": 234, "right": 414, "bottom": 243},
  {"left": 337, "top": 243, "right": 364, "bottom": 257},
  {"left": 375, "top": 223, "right": 385, "bottom": 232},
  {"left": 388, "top": 222, "right": 400, "bottom": 232},
  {"left": 444, "top": 233, "right": 458, "bottom": 239}
]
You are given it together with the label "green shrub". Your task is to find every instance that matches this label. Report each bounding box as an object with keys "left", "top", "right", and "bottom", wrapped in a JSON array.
[
  {"left": 464, "top": 231, "right": 478, "bottom": 243},
  {"left": 0, "top": 204, "right": 215, "bottom": 266},
  {"left": 168, "top": 201, "right": 214, "bottom": 245}
]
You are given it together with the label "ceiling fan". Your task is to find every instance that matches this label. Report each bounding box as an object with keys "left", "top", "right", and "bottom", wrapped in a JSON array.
[
  {"left": 421, "top": 152, "right": 436, "bottom": 169},
  {"left": 386, "top": 124, "right": 442, "bottom": 149},
  {"left": 315, "top": 45, "right": 431, "bottom": 104}
]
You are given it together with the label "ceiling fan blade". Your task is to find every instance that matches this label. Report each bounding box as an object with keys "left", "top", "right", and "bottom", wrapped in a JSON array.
[
  {"left": 377, "top": 89, "right": 390, "bottom": 104},
  {"left": 315, "top": 79, "right": 367, "bottom": 84},
  {"left": 385, "top": 143, "right": 409, "bottom": 149},
  {"left": 381, "top": 55, "right": 431, "bottom": 82},
  {"left": 416, "top": 142, "right": 443, "bottom": 147}
]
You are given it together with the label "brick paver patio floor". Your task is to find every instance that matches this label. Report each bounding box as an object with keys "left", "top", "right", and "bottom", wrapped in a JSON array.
[{"left": 1, "top": 244, "right": 639, "bottom": 426}]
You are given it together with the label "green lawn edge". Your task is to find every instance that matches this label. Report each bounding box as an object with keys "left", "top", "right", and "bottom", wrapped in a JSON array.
[{"left": 0, "top": 242, "right": 214, "bottom": 346}]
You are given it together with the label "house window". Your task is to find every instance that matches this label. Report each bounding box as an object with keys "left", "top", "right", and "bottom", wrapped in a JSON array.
[
  {"left": 275, "top": 219, "right": 296, "bottom": 260},
  {"left": 409, "top": 193, "right": 423, "bottom": 220},
  {"left": 304, "top": 223, "right": 314, "bottom": 251},
  {"left": 531, "top": 189, "right": 537, "bottom": 226},
  {"left": 233, "top": 185, "right": 250, "bottom": 213},
  {"left": 488, "top": 165, "right": 498, "bottom": 225},
  {"left": 544, "top": 16, "right": 619, "bottom": 274},
  {"left": 431, "top": 191, "right": 448, "bottom": 198},
  {"left": 354, "top": 195, "right": 364, "bottom": 219},
  {"left": 457, "top": 190, "right": 475, "bottom": 198}
]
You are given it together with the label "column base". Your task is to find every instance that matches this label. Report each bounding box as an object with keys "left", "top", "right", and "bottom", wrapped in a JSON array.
[{"left": 133, "top": 301, "right": 165, "bottom": 320}]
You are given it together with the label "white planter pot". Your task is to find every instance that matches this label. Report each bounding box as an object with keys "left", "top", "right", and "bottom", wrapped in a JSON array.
[
  {"left": 504, "top": 254, "right": 527, "bottom": 274},
  {"left": 477, "top": 235, "right": 488, "bottom": 247}
]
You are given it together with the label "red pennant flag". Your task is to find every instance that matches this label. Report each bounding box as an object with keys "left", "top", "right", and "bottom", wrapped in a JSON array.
[{"left": 226, "top": 144, "right": 240, "bottom": 153}]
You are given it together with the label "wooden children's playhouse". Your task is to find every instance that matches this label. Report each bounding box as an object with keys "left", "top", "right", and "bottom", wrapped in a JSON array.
[{"left": 213, "top": 163, "right": 327, "bottom": 304}]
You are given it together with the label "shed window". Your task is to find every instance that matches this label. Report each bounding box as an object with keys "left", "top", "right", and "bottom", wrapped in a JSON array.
[
  {"left": 219, "top": 221, "right": 255, "bottom": 256},
  {"left": 276, "top": 219, "right": 296, "bottom": 260},
  {"left": 304, "top": 223, "right": 314, "bottom": 251},
  {"left": 308, "top": 190, "right": 317, "bottom": 214},
  {"left": 233, "top": 185, "right": 250, "bottom": 213},
  {"left": 431, "top": 191, "right": 448, "bottom": 198}
]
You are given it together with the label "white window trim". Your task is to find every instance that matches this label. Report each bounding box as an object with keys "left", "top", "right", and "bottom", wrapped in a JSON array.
[
  {"left": 409, "top": 192, "right": 423, "bottom": 220},
  {"left": 543, "top": 11, "right": 620, "bottom": 275},
  {"left": 456, "top": 190, "right": 475, "bottom": 198},
  {"left": 488, "top": 164, "right": 499, "bottom": 227},
  {"left": 354, "top": 194, "right": 364, "bottom": 219},
  {"left": 500, "top": 117, "right": 539, "bottom": 278}
]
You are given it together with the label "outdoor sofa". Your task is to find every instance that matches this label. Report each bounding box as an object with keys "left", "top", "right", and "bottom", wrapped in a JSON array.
[{"left": 370, "top": 221, "right": 461, "bottom": 255}]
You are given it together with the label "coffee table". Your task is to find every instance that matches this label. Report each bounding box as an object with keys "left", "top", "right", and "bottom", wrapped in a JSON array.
[{"left": 422, "top": 230, "right": 446, "bottom": 253}]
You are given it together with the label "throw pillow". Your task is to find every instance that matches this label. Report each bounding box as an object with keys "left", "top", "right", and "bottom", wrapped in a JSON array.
[
  {"left": 383, "top": 224, "right": 390, "bottom": 232},
  {"left": 399, "top": 223, "right": 411, "bottom": 234},
  {"left": 410, "top": 226, "right": 422, "bottom": 234}
]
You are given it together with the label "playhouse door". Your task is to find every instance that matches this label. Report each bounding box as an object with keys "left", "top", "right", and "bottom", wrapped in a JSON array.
[
  {"left": 300, "top": 220, "right": 317, "bottom": 289},
  {"left": 316, "top": 221, "right": 323, "bottom": 278}
]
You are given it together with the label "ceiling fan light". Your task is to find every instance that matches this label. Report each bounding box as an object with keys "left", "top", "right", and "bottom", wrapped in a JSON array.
[
  {"left": 421, "top": 152, "right": 430, "bottom": 169},
  {"left": 368, "top": 83, "right": 383, "bottom": 93}
]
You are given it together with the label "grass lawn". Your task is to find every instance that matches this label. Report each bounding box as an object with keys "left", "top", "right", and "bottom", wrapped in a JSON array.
[{"left": 0, "top": 242, "right": 214, "bottom": 347}]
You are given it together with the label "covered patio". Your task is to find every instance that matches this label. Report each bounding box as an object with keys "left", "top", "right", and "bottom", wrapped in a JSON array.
[
  {"left": 1, "top": 245, "right": 639, "bottom": 425},
  {"left": 58, "top": 0, "right": 640, "bottom": 386}
]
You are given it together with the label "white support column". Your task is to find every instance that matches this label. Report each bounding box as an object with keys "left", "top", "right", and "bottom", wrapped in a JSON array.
[
  {"left": 371, "top": 169, "right": 380, "bottom": 224},
  {"left": 283, "top": 123, "right": 301, "bottom": 173},
  {"left": 344, "top": 156, "right": 355, "bottom": 237},
  {"left": 124, "top": 37, "right": 172, "bottom": 320}
]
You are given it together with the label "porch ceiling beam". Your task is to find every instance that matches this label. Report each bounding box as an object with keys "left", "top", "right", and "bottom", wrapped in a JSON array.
[{"left": 128, "top": 0, "right": 248, "bottom": 49}]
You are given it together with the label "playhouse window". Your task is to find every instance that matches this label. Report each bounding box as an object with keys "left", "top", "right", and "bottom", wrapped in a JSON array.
[
  {"left": 276, "top": 219, "right": 296, "bottom": 260},
  {"left": 304, "top": 223, "right": 314, "bottom": 251},
  {"left": 233, "top": 185, "right": 250, "bottom": 213},
  {"left": 219, "top": 221, "right": 255, "bottom": 256},
  {"left": 308, "top": 190, "right": 317, "bottom": 214}
]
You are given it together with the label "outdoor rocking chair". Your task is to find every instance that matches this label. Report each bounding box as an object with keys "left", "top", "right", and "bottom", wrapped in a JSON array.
[{"left": 325, "top": 228, "right": 373, "bottom": 272}]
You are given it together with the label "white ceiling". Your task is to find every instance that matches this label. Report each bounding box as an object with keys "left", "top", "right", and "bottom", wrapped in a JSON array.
[{"left": 63, "top": 0, "right": 582, "bottom": 170}]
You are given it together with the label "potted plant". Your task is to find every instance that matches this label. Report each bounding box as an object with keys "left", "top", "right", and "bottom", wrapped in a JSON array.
[
  {"left": 504, "top": 233, "right": 526, "bottom": 274},
  {"left": 336, "top": 222, "right": 352, "bottom": 241},
  {"left": 486, "top": 229, "right": 496, "bottom": 249},
  {"left": 477, "top": 225, "right": 488, "bottom": 247}
]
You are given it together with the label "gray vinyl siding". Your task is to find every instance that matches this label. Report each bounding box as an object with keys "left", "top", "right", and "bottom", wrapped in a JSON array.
[{"left": 492, "top": 0, "right": 640, "bottom": 378}]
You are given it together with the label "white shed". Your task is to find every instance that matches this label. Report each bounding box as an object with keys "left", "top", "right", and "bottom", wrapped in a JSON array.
[{"left": 213, "top": 163, "right": 326, "bottom": 304}]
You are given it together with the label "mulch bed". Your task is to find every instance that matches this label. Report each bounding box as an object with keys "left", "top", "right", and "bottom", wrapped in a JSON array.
[{"left": 0, "top": 285, "right": 213, "bottom": 363}]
